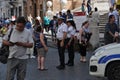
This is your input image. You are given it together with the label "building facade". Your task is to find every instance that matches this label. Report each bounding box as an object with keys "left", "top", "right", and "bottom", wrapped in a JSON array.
[
  {"left": 0, "top": 0, "right": 26, "bottom": 19},
  {"left": 0, "top": 0, "right": 116, "bottom": 19},
  {"left": 23, "top": 0, "right": 117, "bottom": 19},
  {"left": 24, "top": 0, "right": 82, "bottom": 19}
]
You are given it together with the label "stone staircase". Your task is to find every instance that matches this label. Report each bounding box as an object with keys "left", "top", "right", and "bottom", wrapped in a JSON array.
[{"left": 98, "top": 13, "right": 108, "bottom": 46}]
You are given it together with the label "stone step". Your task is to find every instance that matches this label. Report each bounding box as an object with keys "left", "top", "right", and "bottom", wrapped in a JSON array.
[
  {"left": 96, "top": 13, "right": 108, "bottom": 46},
  {"left": 100, "top": 16, "right": 108, "bottom": 19},
  {"left": 99, "top": 19, "right": 108, "bottom": 22},
  {"left": 99, "top": 24, "right": 106, "bottom": 26},
  {"left": 99, "top": 22, "right": 107, "bottom": 24}
]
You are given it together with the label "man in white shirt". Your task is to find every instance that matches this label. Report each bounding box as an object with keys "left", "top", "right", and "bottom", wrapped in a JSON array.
[
  {"left": 92, "top": 7, "right": 100, "bottom": 26},
  {"left": 108, "top": 7, "right": 119, "bottom": 26},
  {"left": 56, "top": 17, "right": 68, "bottom": 70},
  {"left": 3, "top": 17, "right": 33, "bottom": 80},
  {"left": 112, "top": 9, "right": 119, "bottom": 26}
]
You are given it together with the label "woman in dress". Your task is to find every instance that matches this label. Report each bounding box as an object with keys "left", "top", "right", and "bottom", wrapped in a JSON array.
[{"left": 34, "top": 26, "right": 48, "bottom": 71}]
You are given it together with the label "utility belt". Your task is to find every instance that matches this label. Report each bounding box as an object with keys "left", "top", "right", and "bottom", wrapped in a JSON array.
[
  {"left": 66, "top": 38, "right": 74, "bottom": 44},
  {"left": 57, "top": 39, "right": 67, "bottom": 47},
  {"left": 57, "top": 38, "right": 63, "bottom": 41},
  {"left": 57, "top": 39, "right": 67, "bottom": 42}
]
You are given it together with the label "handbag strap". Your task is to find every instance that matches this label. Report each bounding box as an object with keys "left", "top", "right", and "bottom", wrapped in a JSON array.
[{"left": 8, "top": 28, "right": 13, "bottom": 41}]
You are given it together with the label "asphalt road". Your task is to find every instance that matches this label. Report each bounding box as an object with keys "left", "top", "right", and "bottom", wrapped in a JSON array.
[{"left": 0, "top": 47, "right": 108, "bottom": 80}]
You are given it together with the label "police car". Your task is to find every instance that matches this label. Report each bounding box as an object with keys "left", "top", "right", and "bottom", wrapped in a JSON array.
[{"left": 89, "top": 43, "right": 120, "bottom": 80}]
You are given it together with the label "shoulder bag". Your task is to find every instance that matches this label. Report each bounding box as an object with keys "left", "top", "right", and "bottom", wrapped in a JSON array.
[{"left": 0, "top": 28, "right": 13, "bottom": 64}]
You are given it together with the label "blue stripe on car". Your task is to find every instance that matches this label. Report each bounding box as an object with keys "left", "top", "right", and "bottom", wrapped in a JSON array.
[
  {"left": 98, "top": 56, "right": 106, "bottom": 64},
  {"left": 98, "top": 54, "right": 120, "bottom": 64}
]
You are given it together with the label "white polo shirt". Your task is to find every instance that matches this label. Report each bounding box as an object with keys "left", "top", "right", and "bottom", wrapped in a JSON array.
[
  {"left": 67, "top": 26, "right": 76, "bottom": 38},
  {"left": 56, "top": 23, "right": 68, "bottom": 40},
  {"left": 3, "top": 27, "right": 34, "bottom": 59}
]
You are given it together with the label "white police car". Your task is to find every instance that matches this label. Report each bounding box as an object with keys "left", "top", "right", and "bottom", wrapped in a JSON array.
[{"left": 89, "top": 43, "right": 120, "bottom": 80}]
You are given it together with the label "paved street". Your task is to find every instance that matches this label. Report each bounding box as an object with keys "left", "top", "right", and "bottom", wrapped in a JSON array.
[
  {"left": 0, "top": 0, "right": 116, "bottom": 80},
  {"left": 0, "top": 47, "right": 108, "bottom": 80},
  {"left": 0, "top": 14, "right": 108, "bottom": 80}
]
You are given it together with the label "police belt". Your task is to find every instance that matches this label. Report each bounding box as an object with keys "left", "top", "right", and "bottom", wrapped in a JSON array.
[{"left": 57, "top": 38, "right": 63, "bottom": 40}]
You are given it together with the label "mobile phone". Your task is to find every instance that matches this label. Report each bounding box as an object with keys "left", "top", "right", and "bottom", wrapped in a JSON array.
[{"left": 9, "top": 41, "right": 16, "bottom": 44}]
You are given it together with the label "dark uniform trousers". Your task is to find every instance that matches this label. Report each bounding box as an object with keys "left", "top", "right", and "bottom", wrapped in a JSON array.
[
  {"left": 57, "top": 39, "right": 67, "bottom": 67},
  {"left": 66, "top": 38, "right": 74, "bottom": 64}
]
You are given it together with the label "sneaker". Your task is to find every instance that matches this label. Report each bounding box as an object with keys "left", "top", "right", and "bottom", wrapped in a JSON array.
[{"left": 30, "top": 56, "right": 36, "bottom": 58}]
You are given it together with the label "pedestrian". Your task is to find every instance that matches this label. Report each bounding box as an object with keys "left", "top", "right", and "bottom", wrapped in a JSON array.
[
  {"left": 108, "top": 7, "right": 114, "bottom": 17},
  {"left": 57, "top": 11, "right": 63, "bottom": 18},
  {"left": 49, "top": 16, "right": 58, "bottom": 42},
  {"left": 104, "top": 15, "right": 119, "bottom": 45},
  {"left": 33, "top": 19, "right": 41, "bottom": 30},
  {"left": 33, "top": 19, "right": 41, "bottom": 57},
  {"left": 79, "top": 21, "right": 92, "bottom": 62},
  {"left": 62, "top": 13, "right": 67, "bottom": 23},
  {"left": 110, "top": 0, "right": 115, "bottom": 7},
  {"left": 0, "top": 24, "right": 9, "bottom": 36},
  {"left": 66, "top": 10, "right": 73, "bottom": 20},
  {"left": 3, "top": 17, "right": 34, "bottom": 80},
  {"left": 56, "top": 17, "right": 68, "bottom": 70},
  {"left": 8, "top": 20, "right": 16, "bottom": 29},
  {"left": 25, "top": 20, "right": 35, "bottom": 58},
  {"left": 33, "top": 26, "right": 48, "bottom": 71},
  {"left": 81, "top": 0, "right": 86, "bottom": 12},
  {"left": 92, "top": 7, "right": 100, "bottom": 26},
  {"left": 112, "top": 7, "right": 119, "bottom": 26},
  {"left": 43, "top": 15, "right": 50, "bottom": 32},
  {"left": 108, "top": 6, "right": 119, "bottom": 26},
  {"left": 66, "top": 20, "right": 76, "bottom": 66},
  {"left": 87, "top": 0, "right": 92, "bottom": 15}
]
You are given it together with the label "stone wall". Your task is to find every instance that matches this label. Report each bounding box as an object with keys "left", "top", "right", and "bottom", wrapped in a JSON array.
[
  {"left": 25, "top": 0, "right": 82, "bottom": 18},
  {"left": 52, "top": 0, "right": 82, "bottom": 14}
]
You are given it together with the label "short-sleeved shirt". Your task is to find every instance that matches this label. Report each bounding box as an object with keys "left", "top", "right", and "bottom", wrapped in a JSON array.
[
  {"left": 3, "top": 28, "right": 34, "bottom": 59},
  {"left": 56, "top": 23, "right": 68, "bottom": 40},
  {"left": 67, "top": 14, "right": 73, "bottom": 20},
  {"left": 67, "top": 26, "right": 76, "bottom": 38},
  {"left": 104, "top": 23, "right": 119, "bottom": 44},
  {"left": 92, "top": 11, "right": 100, "bottom": 23}
]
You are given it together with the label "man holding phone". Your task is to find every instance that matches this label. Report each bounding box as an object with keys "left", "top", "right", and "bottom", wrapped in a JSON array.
[{"left": 3, "top": 17, "right": 33, "bottom": 80}]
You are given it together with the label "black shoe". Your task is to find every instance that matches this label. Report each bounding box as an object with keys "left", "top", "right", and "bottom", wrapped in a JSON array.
[
  {"left": 56, "top": 65, "right": 65, "bottom": 70},
  {"left": 65, "top": 62, "right": 69, "bottom": 65},
  {"left": 67, "top": 63, "right": 74, "bottom": 66}
]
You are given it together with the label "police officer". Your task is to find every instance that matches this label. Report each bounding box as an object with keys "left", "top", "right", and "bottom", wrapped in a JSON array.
[
  {"left": 66, "top": 20, "right": 76, "bottom": 66},
  {"left": 56, "top": 17, "right": 68, "bottom": 70}
]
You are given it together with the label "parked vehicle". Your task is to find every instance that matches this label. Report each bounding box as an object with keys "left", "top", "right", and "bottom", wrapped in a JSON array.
[{"left": 89, "top": 43, "right": 120, "bottom": 80}]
